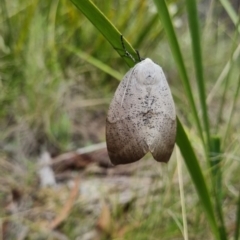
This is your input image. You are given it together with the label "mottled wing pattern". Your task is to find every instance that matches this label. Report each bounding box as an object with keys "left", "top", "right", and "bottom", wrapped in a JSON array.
[
  {"left": 147, "top": 66, "right": 176, "bottom": 163},
  {"left": 150, "top": 116, "right": 176, "bottom": 162},
  {"left": 106, "top": 117, "right": 148, "bottom": 165},
  {"left": 106, "top": 67, "right": 148, "bottom": 165},
  {"left": 106, "top": 58, "right": 176, "bottom": 165}
]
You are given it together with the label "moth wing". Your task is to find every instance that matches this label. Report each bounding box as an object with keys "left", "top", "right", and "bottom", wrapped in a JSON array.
[
  {"left": 106, "top": 67, "right": 148, "bottom": 165},
  {"left": 106, "top": 117, "right": 148, "bottom": 165},
  {"left": 148, "top": 68, "right": 176, "bottom": 162},
  {"left": 152, "top": 66, "right": 176, "bottom": 120},
  {"left": 150, "top": 115, "right": 176, "bottom": 163}
]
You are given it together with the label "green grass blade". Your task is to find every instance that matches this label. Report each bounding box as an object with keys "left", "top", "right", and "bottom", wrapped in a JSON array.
[
  {"left": 186, "top": 2, "right": 227, "bottom": 238},
  {"left": 207, "top": 42, "right": 240, "bottom": 104},
  {"left": 223, "top": 74, "right": 240, "bottom": 144},
  {"left": 215, "top": 18, "right": 240, "bottom": 133},
  {"left": 215, "top": 70, "right": 231, "bottom": 132},
  {"left": 65, "top": 46, "right": 123, "bottom": 80},
  {"left": 133, "top": 14, "right": 159, "bottom": 47},
  {"left": 235, "top": 190, "right": 240, "bottom": 240},
  {"left": 153, "top": 0, "right": 205, "bottom": 149},
  {"left": 209, "top": 137, "right": 222, "bottom": 200},
  {"left": 210, "top": 137, "right": 227, "bottom": 240},
  {"left": 185, "top": 0, "right": 210, "bottom": 149},
  {"left": 0, "top": 0, "right": 13, "bottom": 49},
  {"left": 219, "top": 0, "right": 240, "bottom": 32},
  {"left": 176, "top": 118, "right": 220, "bottom": 239},
  {"left": 70, "top": 0, "right": 137, "bottom": 67}
]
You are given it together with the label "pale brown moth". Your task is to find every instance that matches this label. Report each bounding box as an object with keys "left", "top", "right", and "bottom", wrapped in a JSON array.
[{"left": 106, "top": 58, "right": 176, "bottom": 165}]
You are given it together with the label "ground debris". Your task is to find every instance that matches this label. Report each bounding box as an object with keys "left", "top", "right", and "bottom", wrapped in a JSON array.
[
  {"left": 38, "top": 151, "right": 57, "bottom": 188},
  {"left": 1, "top": 146, "right": 164, "bottom": 239}
]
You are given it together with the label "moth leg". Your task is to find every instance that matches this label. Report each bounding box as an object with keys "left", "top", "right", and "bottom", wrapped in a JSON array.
[
  {"left": 120, "top": 35, "right": 136, "bottom": 63},
  {"left": 112, "top": 50, "right": 131, "bottom": 59},
  {"left": 136, "top": 49, "right": 144, "bottom": 62},
  {"left": 118, "top": 35, "right": 143, "bottom": 63},
  {"left": 113, "top": 46, "right": 136, "bottom": 61}
]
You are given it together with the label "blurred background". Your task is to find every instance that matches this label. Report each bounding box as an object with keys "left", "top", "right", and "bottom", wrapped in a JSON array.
[{"left": 0, "top": 0, "right": 240, "bottom": 239}]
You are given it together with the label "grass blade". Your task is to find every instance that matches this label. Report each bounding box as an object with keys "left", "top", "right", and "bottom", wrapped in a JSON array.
[
  {"left": 176, "top": 147, "right": 189, "bottom": 240},
  {"left": 219, "top": 0, "right": 240, "bottom": 33},
  {"left": 223, "top": 74, "right": 240, "bottom": 144},
  {"left": 176, "top": 118, "right": 219, "bottom": 239},
  {"left": 186, "top": 2, "right": 226, "bottom": 238},
  {"left": 210, "top": 137, "right": 227, "bottom": 240},
  {"left": 207, "top": 42, "right": 240, "bottom": 104},
  {"left": 209, "top": 137, "right": 222, "bottom": 200},
  {"left": 215, "top": 19, "right": 240, "bottom": 132},
  {"left": 70, "top": 0, "right": 137, "bottom": 67},
  {"left": 133, "top": 14, "right": 159, "bottom": 47},
  {"left": 153, "top": 0, "right": 205, "bottom": 149},
  {"left": 65, "top": 46, "right": 123, "bottom": 80},
  {"left": 235, "top": 189, "right": 240, "bottom": 240},
  {"left": 185, "top": 0, "right": 210, "bottom": 148}
]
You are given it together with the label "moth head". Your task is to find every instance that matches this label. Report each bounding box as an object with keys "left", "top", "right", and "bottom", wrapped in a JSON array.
[{"left": 135, "top": 58, "right": 160, "bottom": 86}]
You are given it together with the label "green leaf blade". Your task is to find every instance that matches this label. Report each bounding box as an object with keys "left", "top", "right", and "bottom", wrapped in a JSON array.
[
  {"left": 70, "top": 0, "right": 136, "bottom": 67},
  {"left": 176, "top": 118, "right": 220, "bottom": 240},
  {"left": 185, "top": 0, "right": 210, "bottom": 149},
  {"left": 153, "top": 0, "right": 205, "bottom": 149}
]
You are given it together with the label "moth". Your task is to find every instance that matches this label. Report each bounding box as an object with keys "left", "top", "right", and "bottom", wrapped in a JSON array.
[{"left": 106, "top": 58, "right": 176, "bottom": 165}]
